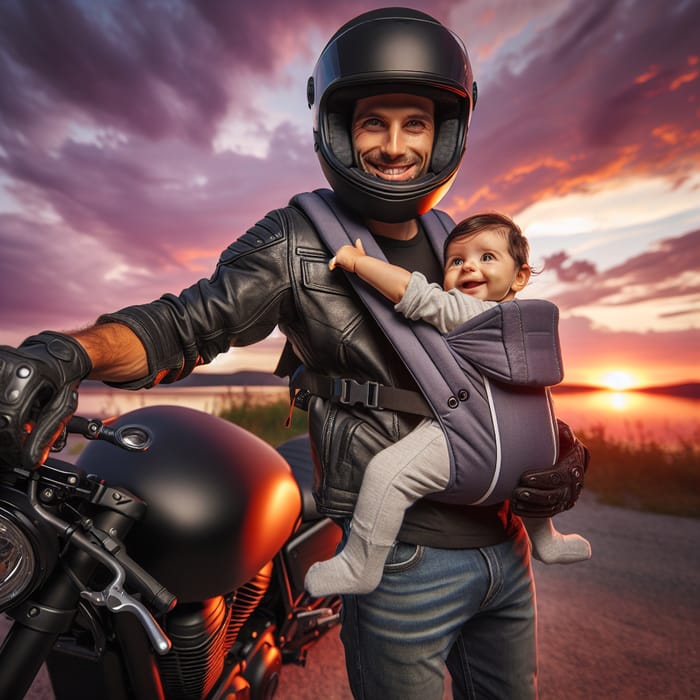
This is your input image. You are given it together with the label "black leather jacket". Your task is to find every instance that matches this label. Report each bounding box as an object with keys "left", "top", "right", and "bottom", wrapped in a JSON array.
[{"left": 99, "top": 199, "right": 519, "bottom": 547}]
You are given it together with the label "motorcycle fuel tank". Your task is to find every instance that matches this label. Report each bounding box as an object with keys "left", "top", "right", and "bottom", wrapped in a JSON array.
[{"left": 76, "top": 405, "right": 302, "bottom": 602}]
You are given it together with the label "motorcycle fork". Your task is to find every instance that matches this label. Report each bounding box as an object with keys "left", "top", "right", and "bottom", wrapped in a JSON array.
[{"left": 0, "top": 508, "right": 150, "bottom": 700}]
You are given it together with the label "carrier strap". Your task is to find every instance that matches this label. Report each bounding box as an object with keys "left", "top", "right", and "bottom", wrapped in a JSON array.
[
  {"left": 290, "top": 368, "right": 432, "bottom": 417},
  {"left": 289, "top": 189, "right": 561, "bottom": 505}
]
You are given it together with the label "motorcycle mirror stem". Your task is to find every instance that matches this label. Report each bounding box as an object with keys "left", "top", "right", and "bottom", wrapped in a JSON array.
[{"left": 67, "top": 415, "right": 153, "bottom": 451}]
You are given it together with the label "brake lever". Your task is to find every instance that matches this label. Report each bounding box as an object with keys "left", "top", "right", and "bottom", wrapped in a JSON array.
[
  {"left": 81, "top": 580, "right": 172, "bottom": 656},
  {"left": 28, "top": 477, "right": 172, "bottom": 655}
]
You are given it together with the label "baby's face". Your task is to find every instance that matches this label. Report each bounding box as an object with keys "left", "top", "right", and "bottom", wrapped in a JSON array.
[{"left": 443, "top": 227, "right": 528, "bottom": 302}]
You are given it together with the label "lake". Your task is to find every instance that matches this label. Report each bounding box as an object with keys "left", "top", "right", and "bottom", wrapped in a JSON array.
[
  {"left": 75, "top": 384, "right": 698, "bottom": 449},
  {"left": 550, "top": 389, "right": 698, "bottom": 448}
]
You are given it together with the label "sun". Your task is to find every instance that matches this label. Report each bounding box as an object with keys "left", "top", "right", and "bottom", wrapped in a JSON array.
[{"left": 600, "top": 370, "right": 635, "bottom": 391}]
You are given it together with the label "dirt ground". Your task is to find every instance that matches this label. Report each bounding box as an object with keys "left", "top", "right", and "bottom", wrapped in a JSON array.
[{"left": 3, "top": 492, "right": 699, "bottom": 699}]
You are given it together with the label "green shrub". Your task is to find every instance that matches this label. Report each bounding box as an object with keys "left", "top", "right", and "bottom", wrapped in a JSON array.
[
  {"left": 218, "top": 398, "right": 308, "bottom": 446},
  {"left": 579, "top": 425, "right": 699, "bottom": 518}
]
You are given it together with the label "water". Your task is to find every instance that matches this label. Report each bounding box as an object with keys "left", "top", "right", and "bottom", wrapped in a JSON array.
[
  {"left": 75, "top": 384, "right": 698, "bottom": 449},
  {"left": 76, "top": 384, "right": 289, "bottom": 419},
  {"left": 551, "top": 389, "right": 698, "bottom": 448}
]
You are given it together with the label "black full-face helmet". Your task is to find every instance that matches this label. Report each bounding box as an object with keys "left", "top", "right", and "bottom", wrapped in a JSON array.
[{"left": 308, "top": 7, "right": 477, "bottom": 223}]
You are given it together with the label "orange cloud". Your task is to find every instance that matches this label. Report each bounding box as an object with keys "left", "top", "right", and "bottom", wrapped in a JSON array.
[
  {"left": 173, "top": 247, "right": 220, "bottom": 272},
  {"left": 502, "top": 157, "right": 570, "bottom": 183},
  {"left": 448, "top": 185, "right": 499, "bottom": 216},
  {"left": 652, "top": 124, "right": 683, "bottom": 146},
  {"left": 634, "top": 65, "right": 661, "bottom": 85},
  {"left": 670, "top": 69, "right": 699, "bottom": 91}
]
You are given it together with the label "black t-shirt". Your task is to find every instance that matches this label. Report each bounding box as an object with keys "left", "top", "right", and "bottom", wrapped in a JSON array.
[{"left": 374, "top": 224, "right": 519, "bottom": 548}]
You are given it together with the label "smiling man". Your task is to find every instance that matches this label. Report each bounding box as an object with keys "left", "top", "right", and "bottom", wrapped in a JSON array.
[
  {"left": 0, "top": 8, "right": 589, "bottom": 699},
  {"left": 352, "top": 93, "right": 435, "bottom": 184}
]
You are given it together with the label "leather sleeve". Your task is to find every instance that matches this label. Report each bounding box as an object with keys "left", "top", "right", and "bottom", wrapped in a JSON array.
[{"left": 97, "top": 209, "right": 294, "bottom": 389}]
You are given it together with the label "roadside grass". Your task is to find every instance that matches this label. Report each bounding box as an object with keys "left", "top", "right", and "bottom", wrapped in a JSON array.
[
  {"left": 220, "top": 399, "right": 700, "bottom": 520},
  {"left": 218, "top": 397, "right": 308, "bottom": 446},
  {"left": 578, "top": 425, "right": 699, "bottom": 519}
]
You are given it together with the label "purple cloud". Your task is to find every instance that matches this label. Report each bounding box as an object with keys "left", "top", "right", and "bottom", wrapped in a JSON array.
[
  {"left": 0, "top": 2, "right": 463, "bottom": 144},
  {"left": 0, "top": 0, "right": 697, "bottom": 386},
  {"left": 551, "top": 229, "right": 700, "bottom": 310},
  {"left": 447, "top": 0, "right": 700, "bottom": 216},
  {"left": 541, "top": 252, "right": 598, "bottom": 283}
]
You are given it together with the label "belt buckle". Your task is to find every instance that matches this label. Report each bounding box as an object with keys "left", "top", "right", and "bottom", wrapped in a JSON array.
[{"left": 334, "top": 378, "right": 381, "bottom": 410}]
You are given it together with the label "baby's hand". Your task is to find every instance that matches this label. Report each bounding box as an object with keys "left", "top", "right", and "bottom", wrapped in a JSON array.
[{"left": 329, "top": 239, "right": 366, "bottom": 272}]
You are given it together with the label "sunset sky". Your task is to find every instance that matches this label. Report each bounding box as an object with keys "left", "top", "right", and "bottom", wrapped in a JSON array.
[{"left": 1, "top": 0, "right": 698, "bottom": 388}]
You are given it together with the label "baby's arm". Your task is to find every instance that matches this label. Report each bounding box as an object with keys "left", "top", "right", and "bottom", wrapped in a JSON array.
[
  {"left": 397, "top": 272, "right": 497, "bottom": 333},
  {"left": 329, "top": 239, "right": 412, "bottom": 303}
]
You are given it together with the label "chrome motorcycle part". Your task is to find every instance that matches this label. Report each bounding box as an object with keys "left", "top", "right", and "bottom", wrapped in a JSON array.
[
  {"left": 0, "top": 515, "right": 35, "bottom": 608},
  {"left": 0, "top": 490, "right": 57, "bottom": 612},
  {"left": 67, "top": 415, "right": 153, "bottom": 451}
]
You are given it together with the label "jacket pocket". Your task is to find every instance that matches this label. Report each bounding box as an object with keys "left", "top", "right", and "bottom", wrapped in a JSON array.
[{"left": 298, "top": 247, "right": 352, "bottom": 297}]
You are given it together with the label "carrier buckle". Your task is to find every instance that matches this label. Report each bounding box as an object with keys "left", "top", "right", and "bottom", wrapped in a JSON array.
[{"left": 333, "top": 378, "right": 382, "bottom": 410}]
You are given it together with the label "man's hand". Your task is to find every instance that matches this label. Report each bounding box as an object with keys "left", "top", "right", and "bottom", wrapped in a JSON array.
[
  {"left": 329, "top": 238, "right": 367, "bottom": 272},
  {"left": 0, "top": 332, "right": 92, "bottom": 469},
  {"left": 511, "top": 419, "right": 590, "bottom": 518}
]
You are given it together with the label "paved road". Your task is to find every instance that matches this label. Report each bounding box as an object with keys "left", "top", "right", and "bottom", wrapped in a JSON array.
[{"left": 3, "top": 493, "right": 699, "bottom": 699}]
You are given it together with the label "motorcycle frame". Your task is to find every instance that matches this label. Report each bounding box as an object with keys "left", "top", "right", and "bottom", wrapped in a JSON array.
[{"left": 1, "top": 495, "right": 341, "bottom": 700}]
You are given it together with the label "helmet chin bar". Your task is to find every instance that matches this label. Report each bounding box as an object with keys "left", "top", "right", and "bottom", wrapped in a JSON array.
[{"left": 322, "top": 160, "right": 460, "bottom": 224}]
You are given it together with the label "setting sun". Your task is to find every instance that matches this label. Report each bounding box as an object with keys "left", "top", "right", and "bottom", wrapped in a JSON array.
[{"left": 600, "top": 370, "right": 636, "bottom": 391}]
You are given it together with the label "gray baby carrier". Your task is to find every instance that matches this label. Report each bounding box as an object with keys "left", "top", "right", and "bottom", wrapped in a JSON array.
[{"left": 293, "top": 189, "right": 562, "bottom": 505}]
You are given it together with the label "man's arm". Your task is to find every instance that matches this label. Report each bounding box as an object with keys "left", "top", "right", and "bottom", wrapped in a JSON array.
[
  {"left": 71, "top": 323, "right": 149, "bottom": 383},
  {"left": 1, "top": 208, "right": 295, "bottom": 468},
  {"left": 330, "top": 239, "right": 411, "bottom": 303}
]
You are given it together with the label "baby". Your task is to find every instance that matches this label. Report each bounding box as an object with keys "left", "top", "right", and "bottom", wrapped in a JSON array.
[{"left": 305, "top": 212, "right": 591, "bottom": 597}]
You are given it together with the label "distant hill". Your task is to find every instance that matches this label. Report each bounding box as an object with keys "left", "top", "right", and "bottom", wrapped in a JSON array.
[
  {"left": 553, "top": 382, "right": 700, "bottom": 399},
  {"left": 176, "top": 371, "right": 287, "bottom": 388},
  {"left": 83, "top": 373, "right": 699, "bottom": 398},
  {"left": 550, "top": 384, "right": 598, "bottom": 394},
  {"left": 83, "top": 371, "right": 287, "bottom": 390},
  {"left": 634, "top": 382, "right": 700, "bottom": 399}
]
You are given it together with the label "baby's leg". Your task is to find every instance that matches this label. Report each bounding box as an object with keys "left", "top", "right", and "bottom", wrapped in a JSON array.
[
  {"left": 305, "top": 419, "right": 449, "bottom": 596},
  {"left": 523, "top": 517, "right": 591, "bottom": 564}
]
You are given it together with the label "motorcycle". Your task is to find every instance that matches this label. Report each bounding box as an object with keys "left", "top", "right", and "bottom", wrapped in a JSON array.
[{"left": 0, "top": 404, "right": 343, "bottom": 699}]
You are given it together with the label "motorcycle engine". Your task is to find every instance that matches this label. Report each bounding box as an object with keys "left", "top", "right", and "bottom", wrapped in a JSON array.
[{"left": 157, "top": 562, "right": 275, "bottom": 699}]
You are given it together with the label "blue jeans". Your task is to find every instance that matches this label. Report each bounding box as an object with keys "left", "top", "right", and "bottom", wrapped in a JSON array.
[{"left": 339, "top": 526, "right": 537, "bottom": 699}]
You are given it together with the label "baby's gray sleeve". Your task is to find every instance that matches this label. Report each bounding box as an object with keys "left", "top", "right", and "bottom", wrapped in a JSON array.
[{"left": 395, "top": 272, "right": 496, "bottom": 333}]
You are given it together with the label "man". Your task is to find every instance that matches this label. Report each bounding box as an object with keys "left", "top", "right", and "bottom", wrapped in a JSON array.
[{"left": 0, "top": 8, "right": 587, "bottom": 699}]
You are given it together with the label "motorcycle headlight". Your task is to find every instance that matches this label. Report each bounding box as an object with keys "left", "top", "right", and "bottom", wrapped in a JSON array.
[
  {"left": 0, "top": 492, "right": 58, "bottom": 612},
  {"left": 0, "top": 517, "right": 36, "bottom": 606}
]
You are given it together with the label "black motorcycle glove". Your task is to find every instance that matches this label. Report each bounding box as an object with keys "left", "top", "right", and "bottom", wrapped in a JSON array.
[
  {"left": 510, "top": 419, "right": 590, "bottom": 518},
  {"left": 0, "top": 331, "right": 92, "bottom": 469}
]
